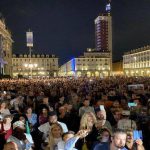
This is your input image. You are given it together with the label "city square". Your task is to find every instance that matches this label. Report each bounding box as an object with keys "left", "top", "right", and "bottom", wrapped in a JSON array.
[{"left": 0, "top": 0, "right": 150, "bottom": 150}]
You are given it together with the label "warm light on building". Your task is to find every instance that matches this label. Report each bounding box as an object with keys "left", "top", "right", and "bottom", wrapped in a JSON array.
[
  {"left": 0, "top": 18, "right": 13, "bottom": 76},
  {"left": 12, "top": 54, "right": 59, "bottom": 78},
  {"left": 123, "top": 45, "right": 150, "bottom": 76},
  {"left": 58, "top": 49, "right": 111, "bottom": 77}
]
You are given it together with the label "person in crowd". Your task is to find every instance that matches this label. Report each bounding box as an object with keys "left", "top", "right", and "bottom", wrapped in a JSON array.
[
  {"left": 111, "top": 100, "right": 123, "bottom": 112},
  {"left": 93, "top": 128, "right": 127, "bottom": 150},
  {"left": 125, "top": 129, "right": 145, "bottom": 150},
  {"left": 0, "top": 101, "right": 10, "bottom": 118},
  {"left": 95, "top": 106, "right": 112, "bottom": 132},
  {"left": 3, "top": 141, "right": 19, "bottom": 150},
  {"left": 38, "top": 111, "right": 68, "bottom": 144},
  {"left": 0, "top": 115, "right": 13, "bottom": 150},
  {"left": 79, "top": 99, "right": 95, "bottom": 117},
  {"left": 58, "top": 106, "right": 68, "bottom": 124},
  {"left": 64, "top": 129, "right": 90, "bottom": 150},
  {"left": 99, "top": 128, "right": 112, "bottom": 143},
  {"left": 0, "top": 77, "right": 149, "bottom": 149},
  {"left": 38, "top": 107, "right": 49, "bottom": 125},
  {"left": 57, "top": 131, "right": 75, "bottom": 149},
  {"left": 117, "top": 110, "right": 137, "bottom": 130},
  {"left": 45, "top": 123, "right": 63, "bottom": 150},
  {"left": 7, "top": 121, "right": 27, "bottom": 150},
  {"left": 10, "top": 95, "right": 25, "bottom": 114},
  {"left": 112, "top": 109, "right": 122, "bottom": 128},
  {"left": 25, "top": 106, "right": 37, "bottom": 128},
  {"left": 39, "top": 97, "right": 54, "bottom": 112},
  {"left": 59, "top": 103, "right": 80, "bottom": 133},
  {"left": 76, "top": 112, "right": 97, "bottom": 149}
]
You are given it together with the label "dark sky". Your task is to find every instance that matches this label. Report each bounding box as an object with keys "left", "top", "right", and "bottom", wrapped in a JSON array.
[{"left": 0, "top": 0, "right": 150, "bottom": 64}]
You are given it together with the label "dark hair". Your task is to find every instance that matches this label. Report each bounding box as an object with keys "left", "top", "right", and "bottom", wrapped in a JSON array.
[
  {"left": 112, "top": 128, "right": 126, "bottom": 138},
  {"left": 62, "top": 131, "right": 75, "bottom": 139}
]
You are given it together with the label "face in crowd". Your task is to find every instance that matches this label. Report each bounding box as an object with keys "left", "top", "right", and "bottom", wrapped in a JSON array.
[
  {"left": 51, "top": 124, "right": 63, "bottom": 138},
  {"left": 96, "top": 110, "right": 106, "bottom": 120},
  {"left": 49, "top": 115, "right": 58, "bottom": 124},
  {"left": 111, "top": 132, "right": 127, "bottom": 149}
]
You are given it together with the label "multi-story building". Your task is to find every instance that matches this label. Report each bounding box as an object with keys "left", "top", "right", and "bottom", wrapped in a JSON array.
[
  {"left": 12, "top": 54, "right": 59, "bottom": 78},
  {"left": 123, "top": 45, "right": 150, "bottom": 76},
  {"left": 59, "top": 48, "right": 111, "bottom": 77},
  {"left": 0, "top": 18, "right": 13, "bottom": 76},
  {"left": 95, "top": 2, "right": 112, "bottom": 72}
]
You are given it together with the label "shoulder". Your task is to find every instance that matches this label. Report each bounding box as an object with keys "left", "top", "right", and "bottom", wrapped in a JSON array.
[
  {"left": 38, "top": 122, "right": 50, "bottom": 131},
  {"left": 58, "top": 121, "right": 67, "bottom": 127},
  {"left": 94, "top": 143, "right": 109, "bottom": 150}
]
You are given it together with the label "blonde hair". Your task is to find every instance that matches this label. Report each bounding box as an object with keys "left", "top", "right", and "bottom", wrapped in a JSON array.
[
  {"left": 80, "top": 112, "right": 97, "bottom": 130},
  {"left": 47, "top": 123, "right": 63, "bottom": 150}
]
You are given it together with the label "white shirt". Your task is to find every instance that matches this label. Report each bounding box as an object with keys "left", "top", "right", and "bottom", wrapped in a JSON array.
[
  {"left": 38, "top": 121, "right": 68, "bottom": 141},
  {"left": 117, "top": 118, "right": 137, "bottom": 130}
]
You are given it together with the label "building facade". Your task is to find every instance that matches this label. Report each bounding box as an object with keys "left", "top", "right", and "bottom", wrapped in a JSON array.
[
  {"left": 112, "top": 60, "right": 123, "bottom": 76},
  {"left": 12, "top": 54, "right": 59, "bottom": 78},
  {"left": 123, "top": 45, "right": 150, "bottom": 76},
  {"left": 0, "top": 19, "right": 13, "bottom": 76},
  {"left": 59, "top": 48, "right": 111, "bottom": 77},
  {"left": 94, "top": 2, "right": 112, "bottom": 72}
]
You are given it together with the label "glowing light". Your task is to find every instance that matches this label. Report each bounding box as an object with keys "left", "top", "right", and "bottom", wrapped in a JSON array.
[{"left": 71, "top": 58, "right": 76, "bottom": 71}]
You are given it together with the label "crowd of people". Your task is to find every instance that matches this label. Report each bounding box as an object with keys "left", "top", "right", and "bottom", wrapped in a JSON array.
[{"left": 0, "top": 76, "right": 149, "bottom": 150}]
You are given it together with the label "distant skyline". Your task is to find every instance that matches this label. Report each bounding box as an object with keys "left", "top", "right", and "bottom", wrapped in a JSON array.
[{"left": 0, "top": 0, "right": 150, "bottom": 64}]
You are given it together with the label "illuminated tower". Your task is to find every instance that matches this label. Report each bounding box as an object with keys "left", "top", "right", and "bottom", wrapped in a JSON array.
[
  {"left": 95, "top": 1, "right": 112, "bottom": 53},
  {"left": 94, "top": 0, "right": 112, "bottom": 73}
]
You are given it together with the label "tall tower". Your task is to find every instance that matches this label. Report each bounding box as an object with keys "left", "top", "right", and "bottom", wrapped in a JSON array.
[
  {"left": 94, "top": 0, "right": 112, "bottom": 73},
  {"left": 95, "top": 1, "right": 112, "bottom": 53}
]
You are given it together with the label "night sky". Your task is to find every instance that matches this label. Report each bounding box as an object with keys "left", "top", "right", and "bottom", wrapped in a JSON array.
[{"left": 0, "top": 0, "right": 150, "bottom": 64}]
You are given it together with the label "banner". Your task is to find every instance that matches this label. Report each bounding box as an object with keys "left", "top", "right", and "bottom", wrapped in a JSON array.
[{"left": 26, "top": 32, "right": 33, "bottom": 47}]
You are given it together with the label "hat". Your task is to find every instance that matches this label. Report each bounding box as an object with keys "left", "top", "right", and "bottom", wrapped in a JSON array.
[
  {"left": 13, "top": 121, "right": 25, "bottom": 129},
  {"left": 95, "top": 105, "right": 105, "bottom": 113},
  {"left": 48, "top": 111, "right": 57, "bottom": 117},
  {"left": 122, "top": 110, "right": 130, "bottom": 116}
]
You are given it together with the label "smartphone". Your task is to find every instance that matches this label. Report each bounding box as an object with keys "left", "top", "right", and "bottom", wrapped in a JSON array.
[
  {"left": 128, "top": 102, "right": 137, "bottom": 108},
  {"left": 133, "top": 130, "right": 143, "bottom": 140},
  {"left": 100, "top": 105, "right": 105, "bottom": 111}
]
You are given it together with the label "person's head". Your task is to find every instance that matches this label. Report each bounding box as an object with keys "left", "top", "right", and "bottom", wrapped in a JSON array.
[
  {"left": 83, "top": 99, "right": 90, "bottom": 107},
  {"left": 48, "top": 111, "right": 58, "bottom": 124},
  {"left": 41, "top": 107, "right": 49, "bottom": 115},
  {"left": 19, "top": 116, "right": 26, "bottom": 124},
  {"left": 62, "top": 131, "right": 75, "bottom": 142},
  {"left": 111, "top": 129, "right": 127, "bottom": 149},
  {"left": 0, "top": 101, "right": 7, "bottom": 109},
  {"left": 58, "top": 106, "right": 66, "bottom": 115},
  {"left": 113, "top": 110, "right": 122, "bottom": 122},
  {"left": 25, "top": 107, "right": 33, "bottom": 114},
  {"left": 3, "top": 142, "right": 18, "bottom": 150},
  {"left": 121, "top": 110, "right": 130, "bottom": 118},
  {"left": 95, "top": 105, "right": 106, "bottom": 120},
  {"left": 80, "top": 112, "right": 97, "bottom": 130},
  {"left": 3, "top": 115, "right": 13, "bottom": 124},
  {"left": 100, "top": 128, "right": 111, "bottom": 142},
  {"left": 112, "top": 100, "right": 120, "bottom": 108},
  {"left": 43, "top": 97, "right": 49, "bottom": 104},
  {"left": 126, "top": 129, "right": 134, "bottom": 143},
  {"left": 12, "top": 121, "right": 26, "bottom": 140},
  {"left": 50, "top": 123, "right": 63, "bottom": 138},
  {"left": 96, "top": 110, "right": 106, "bottom": 120}
]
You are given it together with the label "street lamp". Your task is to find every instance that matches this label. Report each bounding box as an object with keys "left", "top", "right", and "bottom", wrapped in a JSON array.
[
  {"left": 24, "top": 63, "right": 38, "bottom": 78},
  {"left": 26, "top": 30, "right": 33, "bottom": 78}
]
